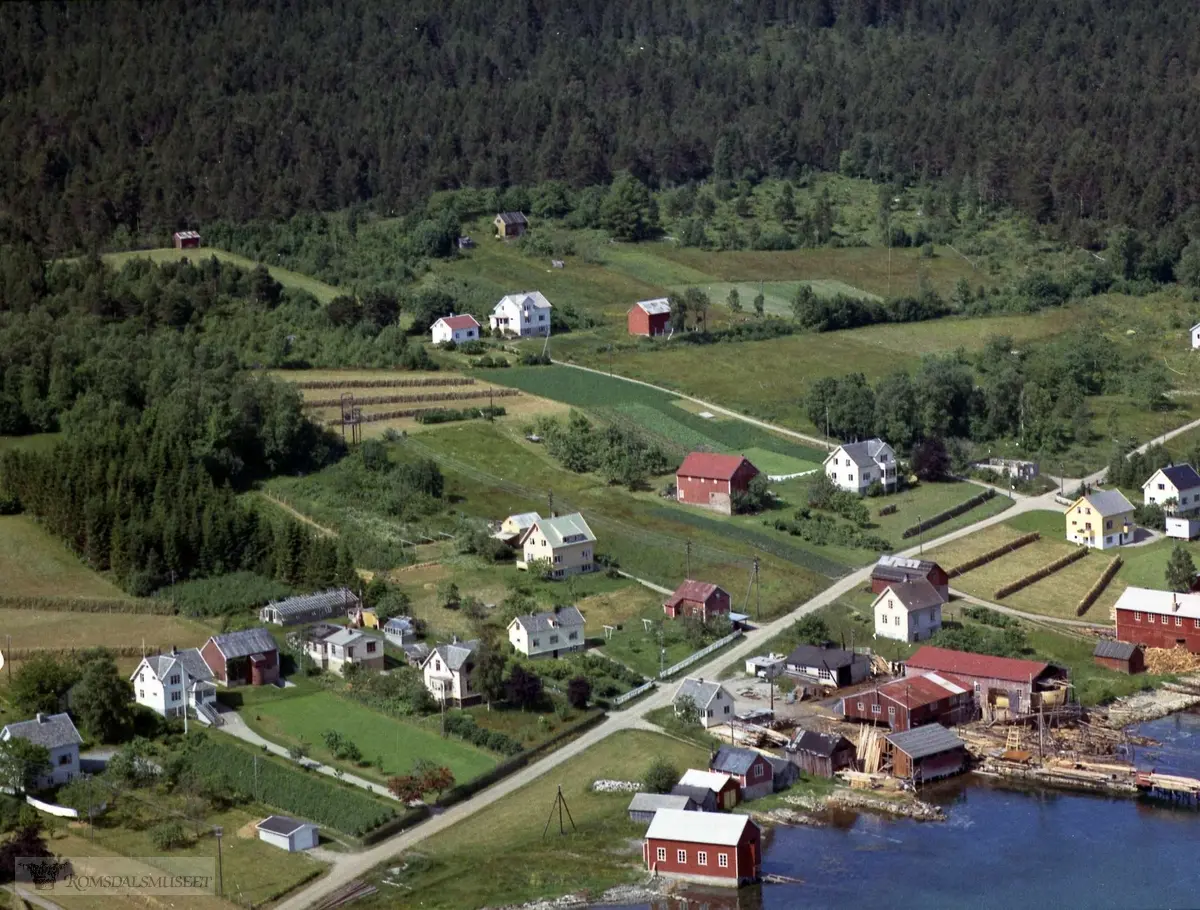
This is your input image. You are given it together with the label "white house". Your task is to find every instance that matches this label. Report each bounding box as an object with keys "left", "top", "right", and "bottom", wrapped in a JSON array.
[
  {"left": 302, "top": 625, "right": 385, "bottom": 677},
  {"left": 431, "top": 314, "right": 481, "bottom": 345},
  {"left": 421, "top": 638, "right": 480, "bottom": 705},
  {"left": 489, "top": 291, "right": 552, "bottom": 337},
  {"left": 1192, "top": 322, "right": 1200, "bottom": 349},
  {"left": 1143, "top": 464, "right": 1200, "bottom": 515},
  {"left": 823, "top": 438, "right": 898, "bottom": 494},
  {"left": 129, "top": 647, "right": 217, "bottom": 720},
  {"left": 1, "top": 713, "right": 83, "bottom": 790},
  {"left": 255, "top": 816, "right": 319, "bottom": 852},
  {"left": 673, "top": 678, "right": 734, "bottom": 728},
  {"left": 872, "top": 580, "right": 945, "bottom": 643},
  {"left": 507, "top": 605, "right": 586, "bottom": 658},
  {"left": 518, "top": 513, "right": 597, "bottom": 579}
]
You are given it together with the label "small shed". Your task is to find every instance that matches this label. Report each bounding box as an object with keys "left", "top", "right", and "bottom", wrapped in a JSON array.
[
  {"left": 494, "top": 211, "right": 528, "bottom": 239},
  {"left": 786, "top": 730, "right": 857, "bottom": 779},
  {"left": 709, "top": 746, "right": 775, "bottom": 801},
  {"left": 173, "top": 230, "right": 201, "bottom": 249},
  {"left": 1166, "top": 516, "right": 1200, "bottom": 541},
  {"left": 256, "top": 816, "right": 318, "bottom": 852},
  {"left": 677, "top": 769, "right": 740, "bottom": 810},
  {"left": 670, "top": 783, "right": 719, "bottom": 812},
  {"left": 886, "top": 724, "right": 967, "bottom": 783},
  {"left": 1093, "top": 640, "right": 1145, "bottom": 675},
  {"left": 627, "top": 792, "right": 698, "bottom": 824},
  {"left": 628, "top": 298, "right": 671, "bottom": 337}
]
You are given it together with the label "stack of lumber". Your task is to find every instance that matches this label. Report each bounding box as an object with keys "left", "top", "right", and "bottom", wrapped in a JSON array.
[
  {"left": 856, "top": 725, "right": 886, "bottom": 774},
  {"left": 1145, "top": 646, "right": 1200, "bottom": 675}
]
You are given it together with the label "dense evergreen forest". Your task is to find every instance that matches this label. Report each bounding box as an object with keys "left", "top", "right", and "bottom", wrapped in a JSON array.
[{"left": 4, "top": 1, "right": 1200, "bottom": 253}]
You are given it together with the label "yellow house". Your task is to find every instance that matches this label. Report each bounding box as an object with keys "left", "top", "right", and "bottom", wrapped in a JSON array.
[
  {"left": 1065, "top": 489, "right": 1135, "bottom": 550},
  {"left": 518, "top": 513, "right": 597, "bottom": 579},
  {"left": 495, "top": 511, "right": 541, "bottom": 545}
]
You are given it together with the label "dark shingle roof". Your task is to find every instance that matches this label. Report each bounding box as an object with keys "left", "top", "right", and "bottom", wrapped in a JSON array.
[
  {"left": 1159, "top": 464, "right": 1200, "bottom": 490},
  {"left": 879, "top": 579, "right": 946, "bottom": 612},
  {"left": 670, "top": 784, "right": 715, "bottom": 805},
  {"left": 510, "top": 606, "right": 585, "bottom": 634},
  {"left": 789, "top": 730, "right": 854, "bottom": 757},
  {"left": 256, "top": 815, "right": 313, "bottom": 836},
  {"left": 786, "top": 643, "right": 860, "bottom": 671},
  {"left": 211, "top": 628, "right": 278, "bottom": 659},
  {"left": 710, "top": 745, "right": 766, "bottom": 777},
  {"left": 2, "top": 713, "right": 82, "bottom": 749},
  {"left": 1094, "top": 640, "right": 1140, "bottom": 661},
  {"left": 872, "top": 555, "right": 943, "bottom": 584},
  {"left": 886, "top": 724, "right": 965, "bottom": 760},
  {"left": 495, "top": 211, "right": 528, "bottom": 225}
]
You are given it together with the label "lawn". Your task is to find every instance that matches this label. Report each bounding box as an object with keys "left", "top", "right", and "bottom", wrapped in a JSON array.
[
  {"left": 950, "top": 537, "right": 1081, "bottom": 604},
  {"left": 0, "top": 608, "right": 210, "bottom": 654},
  {"left": 600, "top": 601, "right": 735, "bottom": 680},
  {"left": 46, "top": 803, "right": 322, "bottom": 909},
  {"left": 741, "top": 446, "right": 821, "bottom": 476},
  {"left": 242, "top": 690, "right": 497, "bottom": 783},
  {"left": 669, "top": 279, "right": 880, "bottom": 319},
  {"left": 103, "top": 247, "right": 342, "bottom": 303},
  {"left": 924, "top": 524, "right": 1031, "bottom": 573},
  {"left": 865, "top": 481, "right": 1014, "bottom": 543},
  {"left": 0, "top": 515, "right": 127, "bottom": 598},
  {"left": 357, "top": 730, "right": 709, "bottom": 910}
]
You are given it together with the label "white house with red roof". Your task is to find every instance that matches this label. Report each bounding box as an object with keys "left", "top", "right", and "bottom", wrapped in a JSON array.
[
  {"left": 675, "top": 453, "right": 760, "bottom": 515},
  {"left": 431, "top": 313, "right": 481, "bottom": 345},
  {"left": 664, "top": 580, "right": 732, "bottom": 622}
]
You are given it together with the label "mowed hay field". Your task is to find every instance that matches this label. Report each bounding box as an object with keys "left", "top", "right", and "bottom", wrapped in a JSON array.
[
  {"left": 1, "top": 609, "right": 210, "bottom": 654},
  {"left": 270, "top": 368, "right": 569, "bottom": 438},
  {"left": 0, "top": 515, "right": 125, "bottom": 598}
]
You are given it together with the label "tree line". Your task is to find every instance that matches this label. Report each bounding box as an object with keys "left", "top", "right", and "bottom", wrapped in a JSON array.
[{"left": 7, "top": 1, "right": 1200, "bottom": 253}]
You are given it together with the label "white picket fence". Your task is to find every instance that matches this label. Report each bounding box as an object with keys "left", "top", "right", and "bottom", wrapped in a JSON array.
[
  {"left": 659, "top": 629, "right": 743, "bottom": 680},
  {"left": 611, "top": 680, "right": 656, "bottom": 707},
  {"left": 25, "top": 795, "right": 106, "bottom": 819}
]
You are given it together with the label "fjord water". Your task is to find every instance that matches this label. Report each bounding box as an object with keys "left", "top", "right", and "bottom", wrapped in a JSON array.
[{"left": 597, "top": 711, "right": 1200, "bottom": 910}]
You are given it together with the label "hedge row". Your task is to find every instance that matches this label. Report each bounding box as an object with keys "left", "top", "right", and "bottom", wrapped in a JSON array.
[
  {"left": 947, "top": 532, "right": 1040, "bottom": 579},
  {"left": 901, "top": 488, "right": 997, "bottom": 539},
  {"left": 994, "top": 547, "right": 1088, "bottom": 599},
  {"left": 0, "top": 595, "right": 174, "bottom": 615},
  {"left": 443, "top": 712, "right": 523, "bottom": 756},
  {"left": 325, "top": 399, "right": 514, "bottom": 426},
  {"left": 186, "top": 739, "right": 395, "bottom": 836},
  {"left": 302, "top": 389, "right": 512, "bottom": 409},
  {"left": 1077, "top": 555, "right": 1123, "bottom": 616},
  {"left": 291, "top": 377, "right": 474, "bottom": 389},
  {"left": 415, "top": 405, "right": 507, "bottom": 424},
  {"left": 878, "top": 504, "right": 898, "bottom": 517}
]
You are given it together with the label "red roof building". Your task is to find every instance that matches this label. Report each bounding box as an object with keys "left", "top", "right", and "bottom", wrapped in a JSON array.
[
  {"left": 431, "top": 314, "right": 482, "bottom": 344},
  {"left": 644, "top": 809, "right": 762, "bottom": 887},
  {"left": 173, "top": 230, "right": 201, "bottom": 249},
  {"left": 664, "top": 580, "right": 731, "bottom": 622},
  {"left": 675, "top": 453, "right": 760, "bottom": 516},
  {"left": 904, "top": 646, "right": 1069, "bottom": 721},
  {"left": 841, "top": 672, "right": 976, "bottom": 731}
]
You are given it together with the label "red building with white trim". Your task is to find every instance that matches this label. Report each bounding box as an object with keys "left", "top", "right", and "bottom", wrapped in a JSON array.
[
  {"left": 1113, "top": 586, "right": 1200, "bottom": 653},
  {"left": 644, "top": 809, "right": 761, "bottom": 887},
  {"left": 675, "top": 453, "right": 760, "bottom": 516},
  {"left": 173, "top": 230, "right": 201, "bottom": 249},
  {"left": 628, "top": 298, "right": 671, "bottom": 337},
  {"left": 663, "top": 580, "right": 731, "bottom": 622},
  {"left": 841, "top": 672, "right": 975, "bottom": 731}
]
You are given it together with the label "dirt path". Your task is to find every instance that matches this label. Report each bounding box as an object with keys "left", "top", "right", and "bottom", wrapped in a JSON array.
[
  {"left": 552, "top": 360, "right": 834, "bottom": 452},
  {"left": 257, "top": 491, "right": 338, "bottom": 537}
]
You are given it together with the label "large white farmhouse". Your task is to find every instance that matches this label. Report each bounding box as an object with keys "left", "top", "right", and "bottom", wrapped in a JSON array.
[
  {"left": 130, "top": 647, "right": 218, "bottom": 720},
  {"left": 823, "top": 438, "right": 897, "bottom": 494},
  {"left": 489, "top": 292, "right": 552, "bottom": 337},
  {"left": 1143, "top": 464, "right": 1200, "bottom": 515}
]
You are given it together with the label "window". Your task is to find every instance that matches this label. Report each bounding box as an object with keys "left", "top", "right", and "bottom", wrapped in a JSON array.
[
  {"left": 170, "top": 674, "right": 181, "bottom": 685},
  {"left": 171, "top": 691, "right": 181, "bottom": 703},
  {"left": 549, "top": 635, "right": 559, "bottom": 644},
  {"left": 1159, "top": 483, "right": 1166, "bottom": 490},
  {"left": 568, "top": 631, "right": 578, "bottom": 641},
  {"left": 894, "top": 615, "right": 900, "bottom": 625},
  {"left": 718, "top": 853, "right": 729, "bottom": 868},
  {"left": 888, "top": 706, "right": 896, "bottom": 716},
  {"left": 677, "top": 849, "right": 687, "bottom": 864},
  {"left": 857, "top": 702, "right": 864, "bottom": 711},
  {"left": 1134, "top": 611, "right": 1141, "bottom": 621},
  {"left": 656, "top": 847, "right": 666, "bottom": 862},
  {"left": 723, "top": 704, "right": 731, "bottom": 714},
  {"left": 532, "top": 638, "right": 540, "bottom": 647},
  {"left": 554, "top": 554, "right": 563, "bottom": 563},
  {"left": 1148, "top": 615, "right": 1155, "bottom": 624},
  {"left": 58, "top": 754, "right": 71, "bottom": 766},
  {"left": 138, "top": 689, "right": 144, "bottom": 698},
  {"left": 1194, "top": 619, "right": 1200, "bottom": 629},
  {"left": 367, "top": 641, "right": 376, "bottom": 653},
  {"left": 1177, "top": 617, "right": 1184, "bottom": 627},
  {"left": 697, "top": 851, "right": 708, "bottom": 866},
  {"left": 871, "top": 704, "right": 881, "bottom": 714}
]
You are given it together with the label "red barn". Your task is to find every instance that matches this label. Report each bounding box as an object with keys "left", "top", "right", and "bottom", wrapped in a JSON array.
[
  {"left": 664, "top": 580, "right": 731, "bottom": 622},
  {"left": 644, "top": 809, "right": 761, "bottom": 887},
  {"left": 676, "top": 453, "right": 760, "bottom": 516},
  {"left": 1113, "top": 586, "right": 1200, "bottom": 653},
  {"left": 904, "top": 646, "right": 1069, "bottom": 721},
  {"left": 200, "top": 628, "right": 279, "bottom": 687},
  {"left": 173, "top": 230, "right": 201, "bottom": 249},
  {"left": 628, "top": 298, "right": 671, "bottom": 337},
  {"left": 870, "top": 555, "right": 949, "bottom": 600},
  {"left": 841, "top": 672, "right": 976, "bottom": 732}
]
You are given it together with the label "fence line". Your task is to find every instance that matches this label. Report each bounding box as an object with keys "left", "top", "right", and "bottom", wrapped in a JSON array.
[
  {"left": 612, "top": 680, "right": 657, "bottom": 706},
  {"left": 659, "top": 629, "right": 743, "bottom": 679}
]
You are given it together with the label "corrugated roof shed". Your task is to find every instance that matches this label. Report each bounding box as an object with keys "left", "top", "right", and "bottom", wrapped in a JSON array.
[
  {"left": 710, "top": 745, "right": 765, "bottom": 777},
  {"left": 1094, "top": 640, "right": 1140, "bottom": 660},
  {"left": 634, "top": 298, "right": 671, "bottom": 315},
  {"left": 211, "top": 627, "right": 278, "bottom": 659},
  {"left": 664, "top": 579, "right": 724, "bottom": 608},
  {"left": 628, "top": 793, "right": 696, "bottom": 813},
  {"left": 886, "top": 723, "right": 965, "bottom": 760}
]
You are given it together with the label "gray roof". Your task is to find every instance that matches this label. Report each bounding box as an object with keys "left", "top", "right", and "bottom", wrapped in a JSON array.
[
  {"left": 887, "top": 723, "right": 965, "bottom": 760},
  {"left": 210, "top": 627, "right": 278, "bottom": 660},
  {"left": 1094, "top": 640, "right": 1140, "bottom": 661},
  {"left": 425, "top": 639, "right": 479, "bottom": 672},
  {"left": 402, "top": 642, "right": 431, "bottom": 662},
  {"left": 831, "top": 438, "right": 893, "bottom": 468},
  {"left": 627, "top": 793, "right": 695, "bottom": 813},
  {"left": 674, "top": 678, "right": 726, "bottom": 710},
  {"left": 256, "top": 815, "right": 314, "bottom": 836},
  {"left": 262, "top": 588, "right": 355, "bottom": 620},
  {"left": 786, "top": 643, "right": 861, "bottom": 671},
  {"left": 873, "top": 555, "right": 942, "bottom": 584},
  {"left": 789, "top": 730, "right": 854, "bottom": 757},
  {"left": 511, "top": 606, "right": 585, "bottom": 634},
  {"left": 495, "top": 211, "right": 528, "bottom": 225},
  {"left": 2, "top": 713, "right": 82, "bottom": 750},
  {"left": 634, "top": 298, "right": 671, "bottom": 315},
  {"left": 532, "top": 513, "right": 595, "bottom": 547},
  {"left": 670, "top": 784, "right": 715, "bottom": 805},
  {"left": 710, "top": 745, "right": 766, "bottom": 777},
  {"left": 879, "top": 579, "right": 946, "bottom": 612},
  {"left": 324, "top": 628, "right": 377, "bottom": 649},
  {"left": 1080, "top": 488, "right": 1134, "bottom": 517},
  {"left": 384, "top": 616, "right": 415, "bottom": 632},
  {"left": 135, "top": 648, "right": 212, "bottom": 684}
]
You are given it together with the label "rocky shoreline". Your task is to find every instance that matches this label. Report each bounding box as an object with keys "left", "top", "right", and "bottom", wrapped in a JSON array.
[
  {"left": 749, "top": 787, "right": 945, "bottom": 829},
  {"left": 1104, "top": 677, "right": 1200, "bottom": 726},
  {"left": 483, "top": 882, "right": 673, "bottom": 910}
]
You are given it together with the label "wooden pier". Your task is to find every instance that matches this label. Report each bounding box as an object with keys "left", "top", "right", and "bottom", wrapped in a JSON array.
[{"left": 1136, "top": 770, "right": 1200, "bottom": 805}]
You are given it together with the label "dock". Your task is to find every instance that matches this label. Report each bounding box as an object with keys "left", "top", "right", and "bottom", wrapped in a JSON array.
[{"left": 1136, "top": 770, "right": 1200, "bottom": 804}]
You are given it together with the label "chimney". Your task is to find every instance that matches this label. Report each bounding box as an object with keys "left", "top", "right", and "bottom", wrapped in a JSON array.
[
  {"left": 36, "top": 713, "right": 47, "bottom": 724},
  {"left": 1174, "top": 593, "right": 1180, "bottom": 613},
  {"left": 452, "top": 634, "right": 459, "bottom": 644},
  {"left": 171, "top": 645, "right": 178, "bottom": 656}
]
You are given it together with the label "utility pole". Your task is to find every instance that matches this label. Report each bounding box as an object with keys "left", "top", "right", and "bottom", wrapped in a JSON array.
[
  {"left": 5, "top": 634, "right": 10, "bottom": 683},
  {"left": 213, "top": 826, "right": 224, "bottom": 899},
  {"left": 547, "top": 490, "right": 554, "bottom": 517},
  {"left": 917, "top": 515, "right": 923, "bottom": 555},
  {"left": 685, "top": 540, "right": 692, "bottom": 579},
  {"left": 753, "top": 556, "right": 761, "bottom": 621},
  {"left": 488, "top": 385, "right": 494, "bottom": 421}
]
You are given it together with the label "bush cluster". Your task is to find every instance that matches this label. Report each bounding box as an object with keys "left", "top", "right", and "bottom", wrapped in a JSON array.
[
  {"left": 901, "top": 488, "right": 996, "bottom": 539},
  {"left": 443, "top": 713, "right": 523, "bottom": 756},
  {"left": 770, "top": 510, "right": 892, "bottom": 551}
]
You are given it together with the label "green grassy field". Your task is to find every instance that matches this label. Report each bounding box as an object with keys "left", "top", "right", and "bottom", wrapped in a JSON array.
[
  {"left": 741, "top": 446, "right": 821, "bottom": 476},
  {"left": 0, "top": 432, "right": 61, "bottom": 454},
  {"left": 241, "top": 690, "right": 497, "bottom": 784},
  {"left": 102, "top": 247, "right": 342, "bottom": 303},
  {"left": 670, "top": 278, "right": 880, "bottom": 318},
  {"left": 0, "top": 515, "right": 126, "bottom": 598},
  {"left": 357, "top": 730, "right": 709, "bottom": 909}
]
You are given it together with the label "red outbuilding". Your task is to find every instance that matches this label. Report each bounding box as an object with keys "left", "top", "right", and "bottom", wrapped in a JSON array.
[
  {"left": 841, "top": 672, "right": 976, "bottom": 731},
  {"left": 1093, "top": 640, "right": 1146, "bottom": 675},
  {"left": 904, "top": 646, "right": 1069, "bottom": 722},
  {"left": 200, "top": 628, "right": 280, "bottom": 687},
  {"left": 173, "top": 230, "right": 201, "bottom": 249},
  {"left": 870, "top": 555, "right": 949, "bottom": 600},
  {"left": 664, "top": 580, "right": 731, "bottom": 622},
  {"left": 644, "top": 809, "right": 762, "bottom": 887},
  {"left": 628, "top": 298, "right": 672, "bottom": 337},
  {"left": 676, "top": 453, "right": 760, "bottom": 516}
]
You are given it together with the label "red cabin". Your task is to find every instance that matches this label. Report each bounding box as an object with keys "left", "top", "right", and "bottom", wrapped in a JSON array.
[
  {"left": 173, "top": 230, "right": 201, "bottom": 249},
  {"left": 200, "top": 628, "right": 279, "bottom": 687},
  {"left": 628, "top": 298, "right": 671, "bottom": 337},
  {"left": 644, "top": 809, "right": 761, "bottom": 887},
  {"left": 676, "top": 453, "right": 760, "bottom": 516},
  {"left": 664, "top": 580, "right": 731, "bottom": 622}
]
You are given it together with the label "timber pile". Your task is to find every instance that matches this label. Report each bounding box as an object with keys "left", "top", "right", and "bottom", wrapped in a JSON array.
[
  {"left": 856, "top": 726, "right": 886, "bottom": 774},
  {"left": 1145, "top": 646, "right": 1200, "bottom": 674},
  {"left": 311, "top": 881, "right": 378, "bottom": 910}
]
